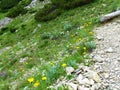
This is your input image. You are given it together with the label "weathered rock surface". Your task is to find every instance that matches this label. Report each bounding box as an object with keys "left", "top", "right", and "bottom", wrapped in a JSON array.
[{"left": 0, "top": 17, "right": 12, "bottom": 29}]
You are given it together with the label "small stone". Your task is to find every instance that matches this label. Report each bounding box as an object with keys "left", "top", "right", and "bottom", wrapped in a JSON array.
[
  {"left": 78, "top": 78, "right": 90, "bottom": 85},
  {"left": 96, "top": 35, "right": 104, "bottom": 40},
  {"left": 113, "top": 88, "right": 118, "bottom": 90},
  {"left": 67, "top": 83, "right": 78, "bottom": 90},
  {"left": 117, "top": 58, "right": 120, "bottom": 62},
  {"left": 0, "top": 71, "right": 7, "bottom": 79},
  {"left": 93, "top": 55, "right": 104, "bottom": 62},
  {"left": 19, "top": 57, "right": 28, "bottom": 63},
  {"left": 89, "top": 79, "right": 94, "bottom": 85},
  {"left": 86, "top": 71, "right": 101, "bottom": 83},
  {"left": 66, "top": 67, "right": 74, "bottom": 75},
  {"left": 78, "top": 86, "right": 90, "bottom": 90},
  {"left": 106, "top": 47, "right": 114, "bottom": 53},
  {"left": 103, "top": 73, "right": 109, "bottom": 78},
  {"left": 76, "top": 74, "right": 83, "bottom": 82}
]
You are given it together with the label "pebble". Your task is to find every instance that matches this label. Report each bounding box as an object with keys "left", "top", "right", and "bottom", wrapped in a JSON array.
[
  {"left": 67, "top": 83, "right": 78, "bottom": 90},
  {"left": 86, "top": 71, "right": 101, "bottom": 83},
  {"left": 66, "top": 67, "right": 74, "bottom": 75},
  {"left": 106, "top": 47, "right": 114, "bottom": 53},
  {"left": 96, "top": 35, "right": 104, "bottom": 40},
  {"left": 93, "top": 55, "right": 104, "bottom": 62},
  {"left": 78, "top": 86, "right": 90, "bottom": 90}
]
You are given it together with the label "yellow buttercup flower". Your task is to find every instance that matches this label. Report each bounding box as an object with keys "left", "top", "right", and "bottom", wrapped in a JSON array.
[
  {"left": 83, "top": 52, "right": 86, "bottom": 55},
  {"left": 76, "top": 46, "right": 80, "bottom": 49},
  {"left": 50, "top": 62, "right": 54, "bottom": 65},
  {"left": 88, "top": 22, "right": 92, "bottom": 25},
  {"left": 28, "top": 77, "right": 34, "bottom": 83},
  {"left": 62, "top": 63, "right": 67, "bottom": 67},
  {"left": 83, "top": 47, "right": 87, "bottom": 50},
  {"left": 30, "top": 57, "right": 32, "bottom": 60},
  {"left": 26, "top": 62, "right": 28, "bottom": 64},
  {"left": 42, "top": 77, "right": 47, "bottom": 81},
  {"left": 78, "top": 38, "right": 82, "bottom": 41},
  {"left": 89, "top": 32, "right": 93, "bottom": 35},
  {"left": 34, "top": 81, "right": 40, "bottom": 87}
]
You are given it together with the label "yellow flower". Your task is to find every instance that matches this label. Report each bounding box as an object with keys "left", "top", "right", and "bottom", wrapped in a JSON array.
[
  {"left": 88, "top": 22, "right": 92, "bottom": 25},
  {"left": 50, "top": 62, "right": 54, "bottom": 65},
  {"left": 42, "top": 77, "right": 47, "bottom": 81},
  {"left": 83, "top": 47, "right": 87, "bottom": 50},
  {"left": 28, "top": 77, "right": 34, "bottom": 83},
  {"left": 76, "top": 46, "right": 80, "bottom": 49},
  {"left": 78, "top": 38, "right": 82, "bottom": 41},
  {"left": 62, "top": 63, "right": 67, "bottom": 67},
  {"left": 34, "top": 81, "right": 40, "bottom": 87},
  {"left": 83, "top": 52, "right": 86, "bottom": 55},
  {"left": 26, "top": 62, "right": 28, "bottom": 64},
  {"left": 89, "top": 32, "right": 93, "bottom": 35},
  {"left": 30, "top": 57, "right": 32, "bottom": 60}
]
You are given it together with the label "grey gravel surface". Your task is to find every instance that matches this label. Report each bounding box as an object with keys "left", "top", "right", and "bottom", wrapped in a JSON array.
[{"left": 91, "top": 16, "right": 120, "bottom": 90}]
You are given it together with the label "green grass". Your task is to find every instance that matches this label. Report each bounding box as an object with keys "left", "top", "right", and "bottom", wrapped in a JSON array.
[
  {"left": 0, "top": 12, "right": 7, "bottom": 20},
  {"left": 0, "top": 0, "right": 120, "bottom": 90}
]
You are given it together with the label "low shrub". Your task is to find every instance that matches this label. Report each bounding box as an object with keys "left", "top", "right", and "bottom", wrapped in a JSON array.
[
  {"left": 51, "top": 0, "right": 94, "bottom": 9},
  {"left": 0, "top": 26, "right": 17, "bottom": 34},
  {"left": 35, "top": 0, "right": 94, "bottom": 22},
  {"left": 7, "top": 0, "right": 32, "bottom": 18},
  {"left": 35, "top": 4, "right": 63, "bottom": 22},
  {"left": 0, "top": 0, "right": 21, "bottom": 11},
  {"left": 7, "top": 6, "right": 27, "bottom": 18},
  {"left": 39, "top": 0, "right": 44, "bottom": 1}
]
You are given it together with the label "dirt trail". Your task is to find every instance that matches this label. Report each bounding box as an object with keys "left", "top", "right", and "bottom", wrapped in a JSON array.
[{"left": 91, "top": 16, "right": 120, "bottom": 89}]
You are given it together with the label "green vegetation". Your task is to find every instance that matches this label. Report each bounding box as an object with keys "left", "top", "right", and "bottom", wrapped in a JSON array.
[
  {"left": 0, "top": 0, "right": 120, "bottom": 90},
  {"left": 51, "top": 0, "right": 94, "bottom": 9},
  {"left": 35, "top": 0, "right": 94, "bottom": 22},
  {"left": 0, "top": 0, "right": 21, "bottom": 11},
  {"left": 7, "top": 0, "right": 32, "bottom": 18},
  {"left": 35, "top": 4, "right": 62, "bottom": 22}
]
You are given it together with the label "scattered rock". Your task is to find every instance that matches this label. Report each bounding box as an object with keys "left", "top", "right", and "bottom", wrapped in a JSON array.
[
  {"left": 0, "top": 17, "right": 12, "bottom": 29},
  {"left": 76, "top": 74, "right": 83, "bottom": 82},
  {"left": 93, "top": 55, "right": 104, "bottom": 62},
  {"left": 117, "top": 57, "right": 120, "bottom": 62},
  {"left": 78, "top": 86, "right": 90, "bottom": 90},
  {"left": 19, "top": 57, "right": 29, "bottom": 63},
  {"left": 0, "top": 71, "right": 7, "bottom": 79},
  {"left": 96, "top": 35, "right": 104, "bottom": 40},
  {"left": 66, "top": 67, "right": 74, "bottom": 75},
  {"left": 103, "top": 73, "right": 109, "bottom": 78},
  {"left": 86, "top": 71, "right": 101, "bottom": 83},
  {"left": 106, "top": 47, "right": 114, "bottom": 53},
  {"left": 67, "top": 83, "right": 78, "bottom": 90}
]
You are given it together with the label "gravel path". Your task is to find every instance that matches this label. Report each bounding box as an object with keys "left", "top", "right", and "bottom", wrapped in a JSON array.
[
  {"left": 91, "top": 16, "right": 120, "bottom": 90},
  {"left": 51, "top": 17, "right": 120, "bottom": 90}
]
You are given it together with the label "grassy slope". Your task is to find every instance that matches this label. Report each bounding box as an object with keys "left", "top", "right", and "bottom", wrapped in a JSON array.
[{"left": 0, "top": 0, "right": 120, "bottom": 90}]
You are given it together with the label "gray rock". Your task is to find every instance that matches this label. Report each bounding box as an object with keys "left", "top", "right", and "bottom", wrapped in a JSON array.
[
  {"left": 106, "top": 47, "right": 114, "bottom": 53},
  {"left": 66, "top": 67, "right": 74, "bottom": 75},
  {"left": 76, "top": 74, "right": 83, "bottom": 82},
  {"left": 78, "top": 86, "right": 90, "bottom": 90},
  {"left": 86, "top": 71, "right": 101, "bottom": 83},
  {"left": 117, "top": 57, "right": 120, "bottom": 62},
  {"left": 103, "top": 73, "right": 109, "bottom": 79},
  {"left": 0, "top": 71, "right": 7, "bottom": 79},
  {"left": 67, "top": 83, "right": 78, "bottom": 90},
  {"left": 93, "top": 55, "right": 104, "bottom": 62},
  {"left": 96, "top": 35, "right": 104, "bottom": 40}
]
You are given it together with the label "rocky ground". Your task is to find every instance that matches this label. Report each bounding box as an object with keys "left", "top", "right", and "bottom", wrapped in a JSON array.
[{"left": 51, "top": 16, "right": 120, "bottom": 90}]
